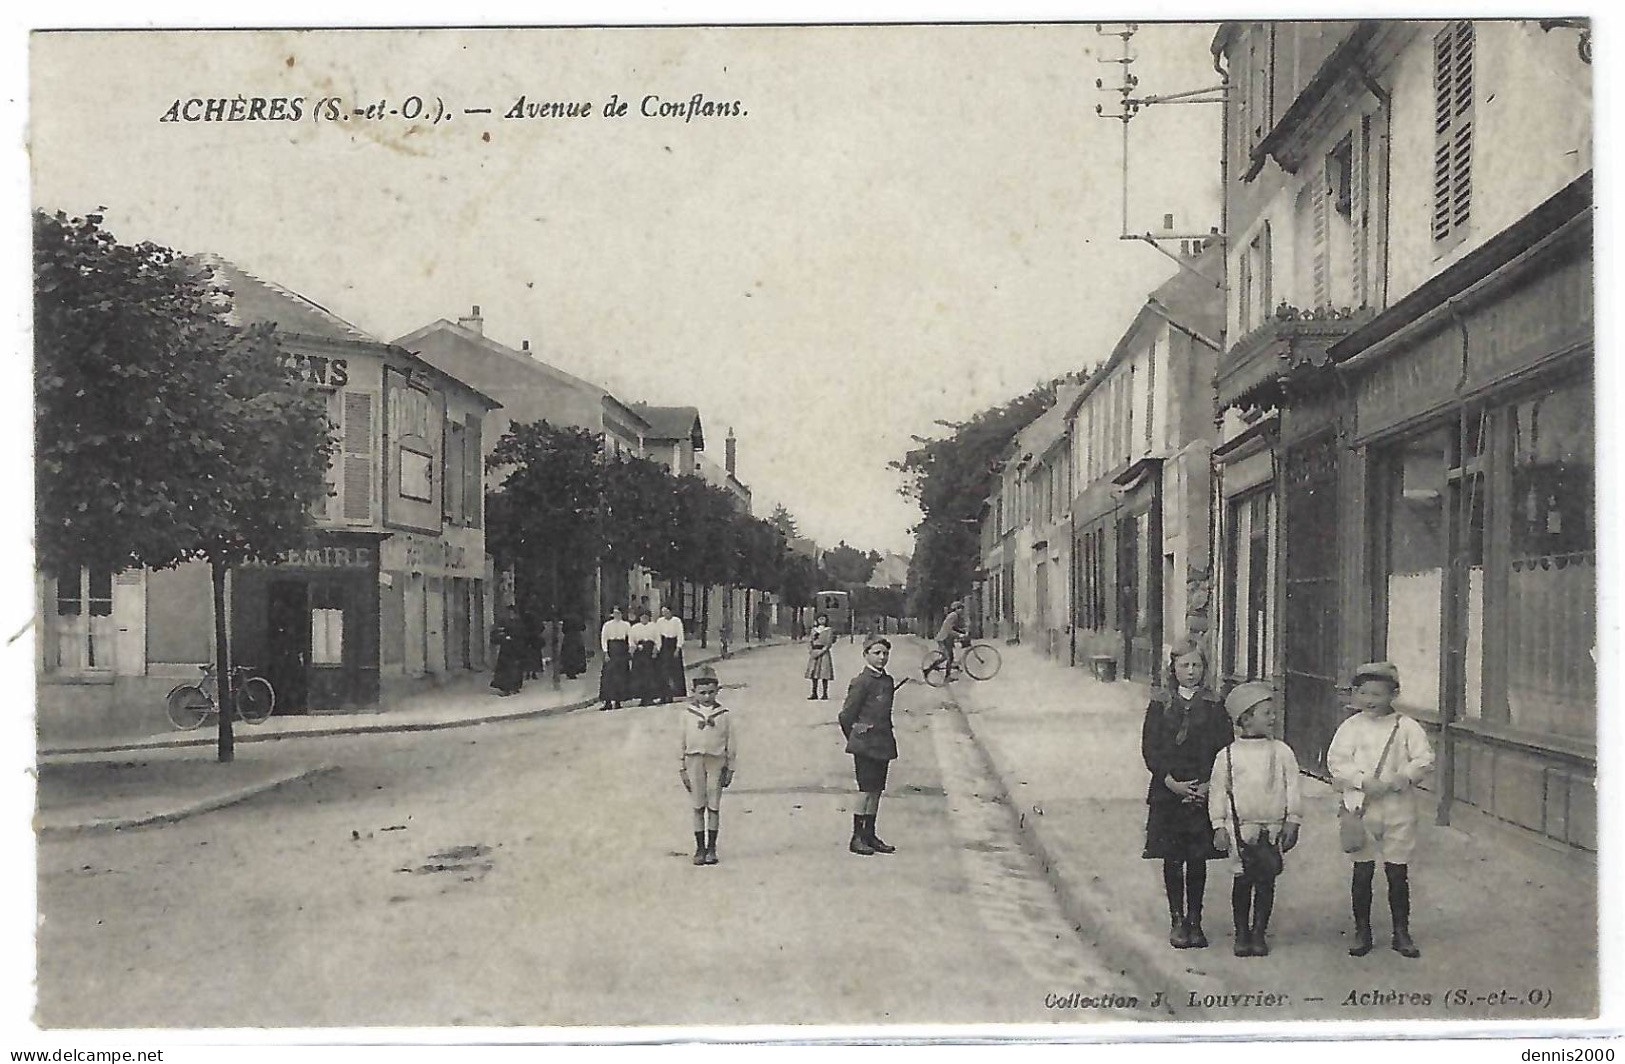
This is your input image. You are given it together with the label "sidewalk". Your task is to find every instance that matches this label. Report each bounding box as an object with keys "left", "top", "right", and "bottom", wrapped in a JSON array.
[
  {"left": 36, "top": 638, "right": 792, "bottom": 839},
  {"left": 939, "top": 639, "right": 1599, "bottom": 1023}
]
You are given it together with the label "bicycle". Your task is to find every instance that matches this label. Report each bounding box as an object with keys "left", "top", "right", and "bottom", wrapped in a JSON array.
[
  {"left": 921, "top": 640, "right": 1002, "bottom": 686},
  {"left": 165, "top": 664, "right": 277, "bottom": 730}
]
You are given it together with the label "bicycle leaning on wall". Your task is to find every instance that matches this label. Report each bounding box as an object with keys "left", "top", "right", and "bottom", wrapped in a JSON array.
[{"left": 165, "top": 664, "right": 277, "bottom": 730}]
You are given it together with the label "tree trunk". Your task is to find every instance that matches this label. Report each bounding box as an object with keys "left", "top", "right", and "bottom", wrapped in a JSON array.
[{"left": 211, "top": 559, "right": 235, "bottom": 763}]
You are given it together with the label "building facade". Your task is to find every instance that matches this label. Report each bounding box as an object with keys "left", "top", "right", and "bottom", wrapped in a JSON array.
[
  {"left": 1213, "top": 20, "right": 1593, "bottom": 847},
  {"left": 39, "top": 261, "right": 499, "bottom": 741}
]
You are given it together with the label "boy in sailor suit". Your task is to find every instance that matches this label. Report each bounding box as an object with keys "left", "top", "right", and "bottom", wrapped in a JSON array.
[{"left": 679, "top": 665, "right": 736, "bottom": 866}]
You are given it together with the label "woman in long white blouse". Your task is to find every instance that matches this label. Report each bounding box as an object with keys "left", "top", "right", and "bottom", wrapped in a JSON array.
[
  {"left": 599, "top": 607, "right": 633, "bottom": 710},
  {"left": 655, "top": 605, "right": 687, "bottom": 704}
]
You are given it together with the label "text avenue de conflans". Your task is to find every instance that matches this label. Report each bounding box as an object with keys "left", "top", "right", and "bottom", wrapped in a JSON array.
[{"left": 157, "top": 93, "right": 747, "bottom": 124}]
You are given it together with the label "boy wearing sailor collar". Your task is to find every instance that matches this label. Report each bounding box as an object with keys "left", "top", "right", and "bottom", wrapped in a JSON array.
[{"left": 679, "top": 665, "right": 736, "bottom": 866}]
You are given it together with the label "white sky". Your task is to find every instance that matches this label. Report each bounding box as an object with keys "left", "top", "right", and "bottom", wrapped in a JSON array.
[{"left": 27, "top": 21, "right": 1221, "bottom": 556}]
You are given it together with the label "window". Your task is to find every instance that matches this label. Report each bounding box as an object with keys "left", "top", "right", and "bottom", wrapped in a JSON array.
[
  {"left": 1432, "top": 21, "right": 1475, "bottom": 245},
  {"left": 311, "top": 608, "right": 345, "bottom": 665},
  {"left": 45, "top": 568, "right": 115, "bottom": 672},
  {"left": 1240, "top": 224, "right": 1273, "bottom": 335},
  {"left": 400, "top": 448, "right": 433, "bottom": 502},
  {"left": 342, "top": 391, "right": 375, "bottom": 523},
  {"left": 1224, "top": 490, "right": 1275, "bottom": 681},
  {"left": 1377, "top": 428, "right": 1451, "bottom": 715}
]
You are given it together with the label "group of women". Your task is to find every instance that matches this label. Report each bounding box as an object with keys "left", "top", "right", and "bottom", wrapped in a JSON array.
[
  {"left": 598, "top": 604, "right": 690, "bottom": 709},
  {"left": 489, "top": 615, "right": 588, "bottom": 697}
]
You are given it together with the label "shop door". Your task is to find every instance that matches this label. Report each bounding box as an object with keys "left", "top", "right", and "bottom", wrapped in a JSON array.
[
  {"left": 1118, "top": 514, "right": 1138, "bottom": 678},
  {"left": 1035, "top": 560, "right": 1051, "bottom": 654},
  {"left": 267, "top": 581, "right": 310, "bottom": 713},
  {"left": 1282, "top": 434, "right": 1341, "bottom": 776}
]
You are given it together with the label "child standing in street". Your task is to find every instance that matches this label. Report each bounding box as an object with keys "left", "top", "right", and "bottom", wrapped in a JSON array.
[
  {"left": 1326, "top": 661, "right": 1435, "bottom": 958},
  {"left": 805, "top": 614, "right": 835, "bottom": 700},
  {"left": 679, "top": 665, "right": 736, "bottom": 866},
  {"left": 1140, "top": 638, "right": 1232, "bottom": 949},
  {"left": 1210, "top": 682, "right": 1302, "bottom": 957}
]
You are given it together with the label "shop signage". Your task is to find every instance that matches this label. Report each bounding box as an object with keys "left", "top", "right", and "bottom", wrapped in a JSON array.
[
  {"left": 244, "top": 544, "right": 374, "bottom": 570},
  {"left": 400, "top": 533, "right": 470, "bottom": 573}
]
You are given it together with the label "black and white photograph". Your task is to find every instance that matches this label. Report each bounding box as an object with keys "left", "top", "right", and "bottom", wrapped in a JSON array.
[{"left": 10, "top": 6, "right": 1613, "bottom": 1052}]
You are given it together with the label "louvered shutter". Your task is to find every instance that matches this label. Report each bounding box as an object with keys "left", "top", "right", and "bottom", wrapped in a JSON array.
[
  {"left": 1238, "top": 241, "right": 1253, "bottom": 334},
  {"left": 342, "top": 392, "right": 374, "bottom": 523},
  {"left": 1352, "top": 117, "right": 1369, "bottom": 306},
  {"left": 465, "top": 415, "right": 482, "bottom": 529},
  {"left": 1260, "top": 221, "right": 1273, "bottom": 319},
  {"left": 1312, "top": 161, "right": 1330, "bottom": 308},
  {"left": 1433, "top": 22, "right": 1474, "bottom": 243}
]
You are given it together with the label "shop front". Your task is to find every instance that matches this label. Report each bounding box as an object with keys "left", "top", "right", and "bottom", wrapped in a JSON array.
[
  {"left": 233, "top": 531, "right": 384, "bottom": 713},
  {"left": 1335, "top": 184, "right": 1594, "bottom": 849}
]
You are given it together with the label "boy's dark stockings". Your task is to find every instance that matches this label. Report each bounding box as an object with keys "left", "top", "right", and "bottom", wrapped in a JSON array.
[
  {"left": 704, "top": 825, "right": 719, "bottom": 865},
  {"left": 693, "top": 830, "right": 706, "bottom": 866},
  {"left": 1386, "top": 861, "right": 1418, "bottom": 957},
  {"left": 1231, "top": 877, "right": 1274, "bottom": 956},
  {"left": 1350, "top": 860, "right": 1376, "bottom": 955}
]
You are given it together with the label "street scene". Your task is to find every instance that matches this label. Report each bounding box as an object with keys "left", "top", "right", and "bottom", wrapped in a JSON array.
[{"left": 23, "top": 16, "right": 1600, "bottom": 1047}]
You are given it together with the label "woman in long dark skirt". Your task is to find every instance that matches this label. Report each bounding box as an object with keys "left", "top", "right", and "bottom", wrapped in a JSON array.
[
  {"left": 1141, "top": 637, "right": 1232, "bottom": 949},
  {"left": 560, "top": 617, "right": 587, "bottom": 679},
  {"left": 489, "top": 615, "right": 526, "bottom": 697},
  {"left": 655, "top": 604, "right": 687, "bottom": 704},
  {"left": 599, "top": 607, "right": 632, "bottom": 710},
  {"left": 629, "top": 608, "right": 661, "bottom": 706}
]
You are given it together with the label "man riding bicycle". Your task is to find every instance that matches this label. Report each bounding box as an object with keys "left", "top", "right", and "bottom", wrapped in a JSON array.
[{"left": 925, "top": 600, "right": 970, "bottom": 680}]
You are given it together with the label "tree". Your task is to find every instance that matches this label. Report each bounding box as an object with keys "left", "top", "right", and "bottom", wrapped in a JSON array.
[
  {"left": 891, "top": 379, "right": 1060, "bottom": 622},
  {"left": 35, "top": 210, "right": 337, "bottom": 761},
  {"left": 768, "top": 504, "right": 800, "bottom": 540},
  {"left": 824, "top": 540, "right": 880, "bottom": 586},
  {"left": 487, "top": 420, "right": 605, "bottom": 625}
]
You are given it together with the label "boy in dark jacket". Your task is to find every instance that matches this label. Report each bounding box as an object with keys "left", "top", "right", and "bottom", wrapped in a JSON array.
[{"left": 838, "top": 635, "right": 899, "bottom": 855}]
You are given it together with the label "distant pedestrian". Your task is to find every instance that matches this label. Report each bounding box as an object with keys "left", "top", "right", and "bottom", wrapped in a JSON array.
[
  {"left": 1140, "top": 638, "right": 1231, "bottom": 949},
  {"left": 655, "top": 604, "right": 687, "bottom": 704},
  {"left": 838, "top": 635, "right": 899, "bottom": 856},
  {"left": 804, "top": 613, "right": 835, "bottom": 700},
  {"left": 1327, "top": 661, "right": 1435, "bottom": 959},
  {"left": 598, "top": 607, "right": 632, "bottom": 710},
  {"left": 1210, "top": 682, "right": 1302, "bottom": 957},
  {"left": 559, "top": 616, "right": 587, "bottom": 679},
  {"left": 630, "top": 608, "right": 660, "bottom": 706},
  {"left": 679, "top": 665, "right": 736, "bottom": 866},
  {"left": 489, "top": 613, "right": 527, "bottom": 697}
]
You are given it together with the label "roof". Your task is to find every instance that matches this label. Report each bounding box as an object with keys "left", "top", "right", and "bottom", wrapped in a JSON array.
[
  {"left": 194, "top": 254, "right": 379, "bottom": 345},
  {"left": 1017, "top": 383, "right": 1082, "bottom": 458},
  {"left": 395, "top": 318, "right": 614, "bottom": 400},
  {"left": 1148, "top": 246, "right": 1225, "bottom": 348},
  {"left": 632, "top": 404, "right": 705, "bottom": 450},
  {"left": 193, "top": 258, "right": 499, "bottom": 408}
]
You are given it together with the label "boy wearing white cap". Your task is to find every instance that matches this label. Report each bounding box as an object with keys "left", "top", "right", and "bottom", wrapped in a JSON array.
[
  {"left": 1209, "top": 682, "right": 1302, "bottom": 957},
  {"left": 1326, "top": 661, "right": 1434, "bottom": 958},
  {"left": 679, "top": 665, "right": 736, "bottom": 866}
]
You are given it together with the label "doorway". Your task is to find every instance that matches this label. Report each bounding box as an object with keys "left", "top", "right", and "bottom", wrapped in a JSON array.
[{"left": 267, "top": 581, "right": 310, "bottom": 713}]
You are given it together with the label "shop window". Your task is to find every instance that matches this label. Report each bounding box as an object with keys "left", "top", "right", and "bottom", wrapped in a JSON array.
[
  {"left": 311, "top": 607, "right": 345, "bottom": 665},
  {"left": 1378, "top": 428, "right": 1450, "bottom": 714},
  {"left": 46, "top": 568, "right": 115, "bottom": 672},
  {"left": 1225, "top": 490, "right": 1275, "bottom": 681},
  {"left": 1504, "top": 382, "right": 1593, "bottom": 740}
]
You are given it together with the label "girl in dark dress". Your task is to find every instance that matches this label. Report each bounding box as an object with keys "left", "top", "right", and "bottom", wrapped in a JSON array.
[
  {"left": 1141, "top": 637, "right": 1232, "bottom": 949},
  {"left": 599, "top": 607, "right": 632, "bottom": 710},
  {"left": 489, "top": 615, "right": 526, "bottom": 697}
]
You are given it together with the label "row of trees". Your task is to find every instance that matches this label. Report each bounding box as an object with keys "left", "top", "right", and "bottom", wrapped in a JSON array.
[
  {"left": 36, "top": 210, "right": 337, "bottom": 760},
  {"left": 487, "top": 422, "right": 815, "bottom": 623},
  {"left": 890, "top": 379, "right": 1065, "bottom": 625}
]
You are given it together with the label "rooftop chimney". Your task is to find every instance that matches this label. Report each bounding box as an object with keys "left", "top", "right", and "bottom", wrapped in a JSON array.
[
  {"left": 1162, "top": 212, "right": 1175, "bottom": 231},
  {"left": 725, "top": 427, "right": 737, "bottom": 476},
  {"left": 521, "top": 339, "right": 530, "bottom": 352},
  {"left": 458, "top": 304, "right": 484, "bottom": 335}
]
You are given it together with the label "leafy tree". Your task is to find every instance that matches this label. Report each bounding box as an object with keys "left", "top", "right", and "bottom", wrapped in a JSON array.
[
  {"left": 768, "top": 504, "right": 800, "bottom": 540},
  {"left": 486, "top": 420, "right": 604, "bottom": 624},
  {"left": 35, "top": 210, "right": 336, "bottom": 761},
  {"left": 892, "top": 379, "right": 1061, "bottom": 622},
  {"left": 824, "top": 540, "right": 880, "bottom": 586}
]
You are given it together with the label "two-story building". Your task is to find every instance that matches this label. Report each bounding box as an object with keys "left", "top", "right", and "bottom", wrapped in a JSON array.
[
  {"left": 1011, "top": 385, "right": 1080, "bottom": 661},
  {"left": 39, "top": 260, "right": 500, "bottom": 741},
  {"left": 1213, "top": 20, "right": 1592, "bottom": 848},
  {"left": 1067, "top": 250, "right": 1224, "bottom": 683},
  {"left": 394, "top": 308, "right": 653, "bottom": 630}
]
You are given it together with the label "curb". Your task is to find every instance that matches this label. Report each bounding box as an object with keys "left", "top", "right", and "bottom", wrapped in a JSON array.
[
  {"left": 36, "top": 763, "right": 339, "bottom": 840},
  {"left": 938, "top": 677, "right": 1231, "bottom": 1002},
  {"left": 38, "top": 639, "right": 795, "bottom": 760}
]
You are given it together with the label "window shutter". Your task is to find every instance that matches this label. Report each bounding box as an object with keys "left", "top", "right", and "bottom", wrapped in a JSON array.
[
  {"left": 1260, "top": 221, "right": 1273, "bottom": 319},
  {"left": 1433, "top": 21, "right": 1474, "bottom": 243},
  {"left": 342, "top": 392, "right": 374, "bottom": 523},
  {"left": 1238, "top": 241, "right": 1253, "bottom": 334},
  {"left": 1312, "top": 161, "right": 1330, "bottom": 308},
  {"left": 1351, "top": 116, "right": 1369, "bottom": 306},
  {"left": 466, "top": 415, "right": 482, "bottom": 529}
]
